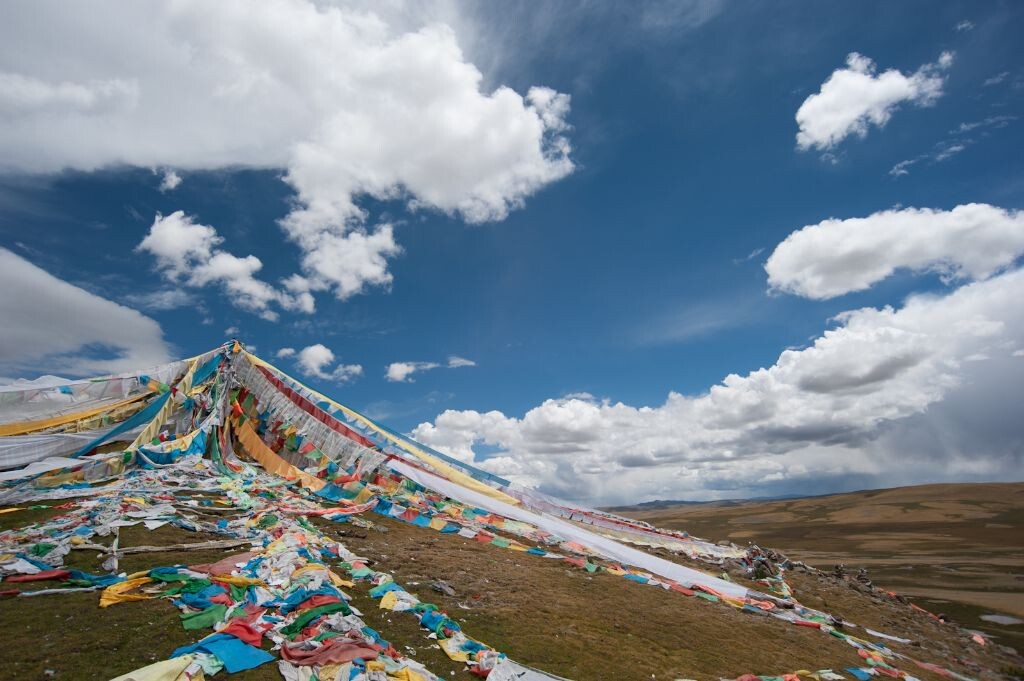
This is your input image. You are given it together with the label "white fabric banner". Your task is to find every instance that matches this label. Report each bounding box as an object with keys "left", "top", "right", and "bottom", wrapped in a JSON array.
[
  {"left": 0, "top": 359, "right": 187, "bottom": 424},
  {"left": 0, "top": 425, "right": 142, "bottom": 471},
  {"left": 0, "top": 456, "right": 83, "bottom": 481},
  {"left": 488, "top": 659, "right": 572, "bottom": 681},
  {"left": 388, "top": 459, "right": 748, "bottom": 600}
]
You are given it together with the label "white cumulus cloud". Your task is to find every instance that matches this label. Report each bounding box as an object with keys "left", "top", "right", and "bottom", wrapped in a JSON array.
[
  {"left": 136, "top": 211, "right": 315, "bottom": 320},
  {"left": 386, "top": 361, "right": 441, "bottom": 383},
  {"left": 796, "top": 51, "right": 953, "bottom": 151},
  {"left": 0, "top": 0, "right": 573, "bottom": 303},
  {"left": 295, "top": 343, "right": 362, "bottom": 383},
  {"left": 0, "top": 247, "right": 172, "bottom": 377},
  {"left": 765, "top": 203, "right": 1024, "bottom": 299},
  {"left": 413, "top": 268, "right": 1024, "bottom": 504},
  {"left": 276, "top": 347, "right": 296, "bottom": 359},
  {"left": 158, "top": 169, "right": 182, "bottom": 192}
]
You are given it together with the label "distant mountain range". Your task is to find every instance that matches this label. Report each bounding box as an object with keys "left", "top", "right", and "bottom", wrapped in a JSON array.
[{"left": 605, "top": 493, "right": 804, "bottom": 512}]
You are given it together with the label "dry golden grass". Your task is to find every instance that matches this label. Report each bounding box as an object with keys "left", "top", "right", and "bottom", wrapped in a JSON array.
[{"left": 618, "top": 482, "right": 1024, "bottom": 649}]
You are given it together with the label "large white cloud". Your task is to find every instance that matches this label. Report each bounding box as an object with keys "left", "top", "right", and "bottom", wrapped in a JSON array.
[
  {"left": 413, "top": 268, "right": 1024, "bottom": 504},
  {"left": 796, "top": 52, "right": 953, "bottom": 151},
  {"left": 0, "top": 247, "right": 172, "bottom": 377},
  {"left": 765, "top": 203, "right": 1024, "bottom": 299},
  {"left": 137, "top": 211, "right": 315, "bottom": 320},
  {"left": 0, "top": 0, "right": 573, "bottom": 301}
]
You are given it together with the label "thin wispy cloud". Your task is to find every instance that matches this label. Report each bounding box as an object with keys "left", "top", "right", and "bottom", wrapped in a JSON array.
[
  {"left": 386, "top": 355, "right": 478, "bottom": 383},
  {"left": 891, "top": 116, "right": 1017, "bottom": 177},
  {"left": 953, "top": 115, "right": 1017, "bottom": 134},
  {"left": 122, "top": 289, "right": 194, "bottom": 311},
  {"left": 631, "top": 298, "right": 762, "bottom": 346},
  {"left": 731, "top": 247, "right": 765, "bottom": 265},
  {"left": 983, "top": 71, "right": 1010, "bottom": 87}
]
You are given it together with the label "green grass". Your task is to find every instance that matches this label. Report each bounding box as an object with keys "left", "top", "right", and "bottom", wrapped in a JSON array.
[
  {"left": 3, "top": 483, "right": 1022, "bottom": 681},
  {"left": 0, "top": 507, "right": 281, "bottom": 680}
]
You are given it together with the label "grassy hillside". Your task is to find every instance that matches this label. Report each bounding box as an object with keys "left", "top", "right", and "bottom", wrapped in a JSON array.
[
  {"left": 1, "top": 482, "right": 1022, "bottom": 680},
  {"left": 617, "top": 482, "right": 1024, "bottom": 647}
]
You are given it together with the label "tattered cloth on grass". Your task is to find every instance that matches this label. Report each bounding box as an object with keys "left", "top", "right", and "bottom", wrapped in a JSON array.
[
  {"left": 108, "top": 654, "right": 197, "bottom": 681},
  {"left": 99, "top": 575, "right": 153, "bottom": 607}
]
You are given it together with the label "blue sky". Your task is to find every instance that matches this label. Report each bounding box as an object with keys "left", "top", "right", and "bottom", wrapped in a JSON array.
[{"left": 1, "top": 1, "right": 1022, "bottom": 503}]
